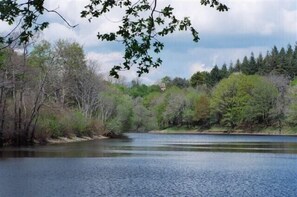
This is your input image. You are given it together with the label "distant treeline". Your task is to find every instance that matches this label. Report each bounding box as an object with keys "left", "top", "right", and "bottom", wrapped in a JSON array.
[
  {"left": 0, "top": 41, "right": 297, "bottom": 146},
  {"left": 120, "top": 43, "right": 297, "bottom": 133},
  {"left": 190, "top": 44, "right": 297, "bottom": 88}
]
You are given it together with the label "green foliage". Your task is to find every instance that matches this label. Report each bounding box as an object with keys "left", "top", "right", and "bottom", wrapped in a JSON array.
[
  {"left": 55, "top": 40, "right": 86, "bottom": 70},
  {"left": 243, "top": 78, "right": 278, "bottom": 126},
  {"left": 147, "top": 92, "right": 167, "bottom": 129},
  {"left": 81, "top": 0, "right": 205, "bottom": 77},
  {"left": 70, "top": 111, "right": 88, "bottom": 137},
  {"left": 131, "top": 97, "right": 157, "bottom": 131},
  {"left": 210, "top": 74, "right": 281, "bottom": 130},
  {"left": 200, "top": 0, "right": 229, "bottom": 11},
  {"left": 3, "top": 38, "right": 297, "bottom": 145},
  {"left": 209, "top": 65, "right": 221, "bottom": 86},
  {"left": 143, "top": 91, "right": 161, "bottom": 107},
  {"left": 291, "top": 79, "right": 297, "bottom": 86},
  {"left": 211, "top": 74, "right": 256, "bottom": 129},
  {"left": 0, "top": 0, "right": 49, "bottom": 44},
  {"left": 171, "top": 77, "right": 190, "bottom": 88},
  {"left": 160, "top": 76, "right": 189, "bottom": 89},
  {"left": 195, "top": 95, "right": 211, "bottom": 123},
  {"left": 162, "top": 87, "right": 186, "bottom": 126},
  {"left": 220, "top": 64, "right": 229, "bottom": 79},
  {"left": 287, "top": 86, "right": 297, "bottom": 126},
  {"left": 0, "top": 49, "right": 6, "bottom": 69},
  {"left": 190, "top": 71, "right": 209, "bottom": 87},
  {"left": 106, "top": 94, "right": 133, "bottom": 133},
  {"left": 29, "top": 40, "right": 52, "bottom": 68},
  {"left": 189, "top": 43, "right": 297, "bottom": 87},
  {"left": 37, "top": 115, "right": 62, "bottom": 139},
  {"left": 128, "top": 83, "right": 159, "bottom": 98},
  {"left": 36, "top": 109, "right": 103, "bottom": 139},
  {"left": 1, "top": 0, "right": 228, "bottom": 77}
]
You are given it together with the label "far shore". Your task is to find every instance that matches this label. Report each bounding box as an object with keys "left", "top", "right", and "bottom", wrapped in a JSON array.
[{"left": 148, "top": 129, "right": 297, "bottom": 137}]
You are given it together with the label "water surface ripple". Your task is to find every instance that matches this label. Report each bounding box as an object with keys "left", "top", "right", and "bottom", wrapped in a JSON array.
[{"left": 0, "top": 133, "right": 297, "bottom": 196}]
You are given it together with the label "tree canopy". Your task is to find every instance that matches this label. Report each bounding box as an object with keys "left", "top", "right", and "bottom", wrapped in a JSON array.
[{"left": 0, "top": 0, "right": 228, "bottom": 77}]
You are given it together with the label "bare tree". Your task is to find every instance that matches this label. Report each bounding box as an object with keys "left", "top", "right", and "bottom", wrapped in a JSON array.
[{"left": 267, "top": 74, "right": 290, "bottom": 133}]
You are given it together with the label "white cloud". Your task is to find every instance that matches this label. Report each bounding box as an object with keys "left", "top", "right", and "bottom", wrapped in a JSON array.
[
  {"left": 42, "top": 0, "right": 123, "bottom": 47},
  {"left": 189, "top": 46, "right": 270, "bottom": 67},
  {"left": 87, "top": 51, "right": 138, "bottom": 81},
  {"left": 35, "top": 0, "right": 295, "bottom": 52},
  {"left": 0, "top": 22, "right": 11, "bottom": 34},
  {"left": 87, "top": 51, "right": 122, "bottom": 71},
  {"left": 41, "top": 23, "right": 78, "bottom": 42},
  {"left": 161, "top": 0, "right": 296, "bottom": 36},
  {"left": 86, "top": 51, "right": 163, "bottom": 84},
  {"left": 282, "top": 9, "right": 297, "bottom": 34},
  {"left": 1, "top": 0, "right": 296, "bottom": 84},
  {"left": 189, "top": 63, "right": 211, "bottom": 74},
  {"left": 37, "top": 0, "right": 297, "bottom": 85}
]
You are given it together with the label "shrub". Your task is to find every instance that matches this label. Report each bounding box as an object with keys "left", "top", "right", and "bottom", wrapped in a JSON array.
[
  {"left": 36, "top": 107, "right": 106, "bottom": 140},
  {"left": 37, "top": 115, "right": 62, "bottom": 139},
  {"left": 86, "top": 119, "right": 105, "bottom": 136}
]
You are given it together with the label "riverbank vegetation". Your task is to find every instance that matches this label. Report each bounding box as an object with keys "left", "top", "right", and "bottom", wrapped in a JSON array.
[{"left": 1, "top": 41, "right": 297, "bottom": 146}]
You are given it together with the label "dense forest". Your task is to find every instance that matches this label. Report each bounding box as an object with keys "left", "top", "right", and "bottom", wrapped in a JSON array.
[{"left": 1, "top": 40, "right": 297, "bottom": 146}]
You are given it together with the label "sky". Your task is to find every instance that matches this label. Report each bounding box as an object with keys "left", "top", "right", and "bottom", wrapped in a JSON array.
[{"left": 1, "top": 0, "right": 297, "bottom": 84}]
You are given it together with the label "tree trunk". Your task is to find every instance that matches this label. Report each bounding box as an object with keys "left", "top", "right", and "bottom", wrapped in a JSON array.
[
  {"left": 279, "top": 119, "right": 282, "bottom": 134},
  {"left": 24, "top": 72, "right": 48, "bottom": 141},
  {"left": 13, "top": 68, "right": 19, "bottom": 145},
  {"left": 19, "top": 90, "right": 24, "bottom": 144},
  {"left": 0, "top": 87, "right": 6, "bottom": 147}
]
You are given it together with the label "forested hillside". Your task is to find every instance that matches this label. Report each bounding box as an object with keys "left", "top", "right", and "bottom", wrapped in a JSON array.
[{"left": 1, "top": 41, "right": 297, "bottom": 146}]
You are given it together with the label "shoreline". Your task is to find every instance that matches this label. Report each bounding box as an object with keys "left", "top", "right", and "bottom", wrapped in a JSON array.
[
  {"left": 148, "top": 130, "right": 297, "bottom": 137},
  {"left": 40, "top": 135, "right": 108, "bottom": 145}
]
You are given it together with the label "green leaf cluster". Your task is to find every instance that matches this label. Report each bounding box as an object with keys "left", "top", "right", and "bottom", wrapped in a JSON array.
[
  {"left": 0, "top": 0, "right": 49, "bottom": 44},
  {"left": 210, "top": 74, "right": 278, "bottom": 129}
]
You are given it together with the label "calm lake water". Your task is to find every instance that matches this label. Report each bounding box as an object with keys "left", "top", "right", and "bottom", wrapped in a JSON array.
[{"left": 1, "top": 133, "right": 297, "bottom": 196}]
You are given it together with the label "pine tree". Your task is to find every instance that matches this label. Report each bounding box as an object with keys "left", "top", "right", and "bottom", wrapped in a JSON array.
[
  {"left": 269, "top": 46, "right": 279, "bottom": 73},
  {"left": 220, "top": 63, "right": 229, "bottom": 79},
  {"left": 228, "top": 62, "right": 235, "bottom": 75},
  {"left": 285, "top": 44, "right": 294, "bottom": 79},
  {"left": 292, "top": 43, "right": 297, "bottom": 79},
  {"left": 209, "top": 65, "right": 221, "bottom": 86},
  {"left": 234, "top": 59, "right": 241, "bottom": 72},
  {"left": 274, "top": 47, "right": 286, "bottom": 75},
  {"left": 256, "top": 53, "right": 265, "bottom": 75},
  {"left": 241, "top": 56, "right": 250, "bottom": 75},
  {"left": 249, "top": 52, "right": 258, "bottom": 74}
]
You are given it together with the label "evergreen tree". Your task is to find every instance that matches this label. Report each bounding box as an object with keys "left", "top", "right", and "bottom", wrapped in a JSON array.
[
  {"left": 209, "top": 65, "right": 221, "bottom": 86},
  {"left": 256, "top": 53, "right": 265, "bottom": 75},
  {"left": 172, "top": 77, "right": 189, "bottom": 89},
  {"left": 274, "top": 47, "right": 286, "bottom": 75},
  {"left": 249, "top": 52, "right": 258, "bottom": 74},
  {"left": 220, "top": 63, "right": 229, "bottom": 79},
  {"left": 228, "top": 62, "right": 235, "bottom": 75},
  {"left": 234, "top": 59, "right": 241, "bottom": 72},
  {"left": 263, "top": 51, "right": 272, "bottom": 74},
  {"left": 190, "top": 72, "right": 205, "bottom": 87},
  {"left": 241, "top": 56, "right": 250, "bottom": 75},
  {"left": 292, "top": 43, "right": 297, "bottom": 79},
  {"left": 269, "top": 46, "right": 279, "bottom": 73},
  {"left": 285, "top": 44, "right": 294, "bottom": 79}
]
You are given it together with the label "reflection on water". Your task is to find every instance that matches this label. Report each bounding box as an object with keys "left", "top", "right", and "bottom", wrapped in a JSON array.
[
  {"left": 0, "top": 133, "right": 297, "bottom": 197},
  {"left": 1, "top": 133, "right": 297, "bottom": 157}
]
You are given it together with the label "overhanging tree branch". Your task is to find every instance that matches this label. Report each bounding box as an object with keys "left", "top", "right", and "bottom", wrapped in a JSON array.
[
  {"left": 0, "top": 0, "right": 229, "bottom": 77},
  {"left": 0, "top": 0, "right": 78, "bottom": 48}
]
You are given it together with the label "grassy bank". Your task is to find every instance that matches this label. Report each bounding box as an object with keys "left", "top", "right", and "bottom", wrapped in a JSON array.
[{"left": 149, "top": 126, "right": 297, "bottom": 136}]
